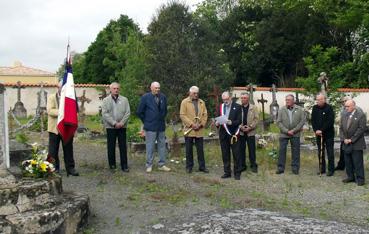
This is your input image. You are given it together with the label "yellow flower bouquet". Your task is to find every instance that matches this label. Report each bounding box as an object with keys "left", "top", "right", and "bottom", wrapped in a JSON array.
[{"left": 21, "top": 143, "right": 55, "bottom": 178}]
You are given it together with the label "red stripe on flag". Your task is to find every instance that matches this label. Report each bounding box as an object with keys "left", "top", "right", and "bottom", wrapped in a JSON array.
[{"left": 57, "top": 97, "right": 77, "bottom": 143}]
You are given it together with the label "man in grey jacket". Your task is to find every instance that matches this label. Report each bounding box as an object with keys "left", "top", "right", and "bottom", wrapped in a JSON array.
[
  {"left": 102, "top": 82, "right": 130, "bottom": 172},
  {"left": 276, "top": 94, "right": 306, "bottom": 175},
  {"left": 340, "top": 99, "right": 366, "bottom": 186}
]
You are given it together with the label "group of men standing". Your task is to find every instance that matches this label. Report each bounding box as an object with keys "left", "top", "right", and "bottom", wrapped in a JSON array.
[{"left": 47, "top": 82, "right": 367, "bottom": 186}]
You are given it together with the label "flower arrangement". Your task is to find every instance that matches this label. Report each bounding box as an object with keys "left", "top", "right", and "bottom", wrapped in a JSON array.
[{"left": 21, "top": 143, "right": 55, "bottom": 178}]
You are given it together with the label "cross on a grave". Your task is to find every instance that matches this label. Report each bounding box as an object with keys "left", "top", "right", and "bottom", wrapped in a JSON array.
[
  {"left": 207, "top": 86, "right": 221, "bottom": 116},
  {"left": 269, "top": 84, "right": 279, "bottom": 122},
  {"left": 247, "top": 83, "right": 256, "bottom": 105},
  {"left": 232, "top": 93, "right": 238, "bottom": 103},
  {"left": 295, "top": 92, "right": 305, "bottom": 107},
  {"left": 78, "top": 90, "right": 91, "bottom": 113},
  {"left": 13, "top": 81, "right": 25, "bottom": 102},
  {"left": 257, "top": 93, "right": 268, "bottom": 126},
  {"left": 37, "top": 82, "right": 48, "bottom": 111}
]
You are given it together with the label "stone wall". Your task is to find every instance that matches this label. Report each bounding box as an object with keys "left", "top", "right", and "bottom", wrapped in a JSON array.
[
  {"left": 3, "top": 83, "right": 108, "bottom": 116},
  {"left": 232, "top": 87, "right": 369, "bottom": 116}
]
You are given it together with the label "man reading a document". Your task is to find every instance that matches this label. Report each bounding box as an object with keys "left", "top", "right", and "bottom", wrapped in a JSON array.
[{"left": 215, "top": 91, "right": 242, "bottom": 180}]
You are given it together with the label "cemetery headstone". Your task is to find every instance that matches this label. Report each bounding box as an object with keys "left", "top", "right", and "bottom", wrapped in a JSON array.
[
  {"left": 257, "top": 93, "right": 269, "bottom": 131},
  {"left": 77, "top": 90, "right": 91, "bottom": 132},
  {"left": 12, "top": 81, "right": 27, "bottom": 118},
  {"left": 269, "top": 84, "right": 279, "bottom": 122},
  {"left": 247, "top": 83, "right": 256, "bottom": 105}
]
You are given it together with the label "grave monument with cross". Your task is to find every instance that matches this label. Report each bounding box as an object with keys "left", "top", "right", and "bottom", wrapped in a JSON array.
[
  {"left": 247, "top": 83, "right": 256, "bottom": 105},
  {"left": 257, "top": 93, "right": 268, "bottom": 131},
  {"left": 77, "top": 90, "right": 91, "bottom": 132},
  {"left": 269, "top": 84, "right": 279, "bottom": 122},
  {"left": 12, "top": 81, "right": 27, "bottom": 118}
]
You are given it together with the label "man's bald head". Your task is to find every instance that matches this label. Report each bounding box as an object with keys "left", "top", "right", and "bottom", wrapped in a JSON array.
[
  {"left": 150, "top": 81, "right": 160, "bottom": 95},
  {"left": 316, "top": 93, "right": 327, "bottom": 107},
  {"left": 345, "top": 99, "right": 356, "bottom": 113}
]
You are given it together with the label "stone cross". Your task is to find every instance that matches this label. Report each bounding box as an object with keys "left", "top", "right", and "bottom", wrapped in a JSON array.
[
  {"left": 207, "top": 86, "right": 221, "bottom": 116},
  {"left": 78, "top": 90, "right": 91, "bottom": 114},
  {"left": 247, "top": 84, "right": 255, "bottom": 105},
  {"left": 13, "top": 81, "right": 25, "bottom": 103},
  {"left": 232, "top": 93, "right": 238, "bottom": 103},
  {"left": 269, "top": 84, "right": 279, "bottom": 122},
  {"left": 318, "top": 72, "right": 328, "bottom": 96},
  {"left": 295, "top": 92, "right": 305, "bottom": 107},
  {"left": 77, "top": 90, "right": 91, "bottom": 132},
  {"left": 257, "top": 93, "right": 268, "bottom": 131},
  {"left": 0, "top": 83, "right": 15, "bottom": 184},
  {"left": 37, "top": 82, "right": 48, "bottom": 113}
]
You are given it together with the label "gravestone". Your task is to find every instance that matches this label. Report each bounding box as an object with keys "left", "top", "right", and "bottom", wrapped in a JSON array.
[
  {"left": 269, "top": 84, "right": 279, "bottom": 122},
  {"left": 12, "top": 81, "right": 27, "bottom": 118},
  {"left": 318, "top": 72, "right": 328, "bottom": 96},
  {"left": 77, "top": 90, "right": 91, "bottom": 132},
  {"left": 0, "top": 83, "right": 16, "bottom": 185},
  {"left": 257, "top": 93, "right": 269, "bottom": 131},
  {"left": 247, "top": 84, "right": 256, "bottom": 105}
]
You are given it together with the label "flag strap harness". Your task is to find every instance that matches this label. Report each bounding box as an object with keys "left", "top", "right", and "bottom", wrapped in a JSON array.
[{"left": 220, "top": 103, "right": 239, "bottom": 144}]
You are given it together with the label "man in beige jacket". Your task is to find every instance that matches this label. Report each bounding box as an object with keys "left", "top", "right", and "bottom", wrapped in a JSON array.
[
  {"left": 239, "top": 93, "right": 259, "bottom": 173},
  {"left": 180, "top": 86, "right": 209, "bottom": 173},
  {"left": 47, "top": 82, "right": 79, "bottom": 176}
]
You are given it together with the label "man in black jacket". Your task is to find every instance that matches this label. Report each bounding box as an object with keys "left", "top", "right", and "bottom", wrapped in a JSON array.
[
  {"left": 216, "top": 91, "right": 242, "bottom": 180},
  {"left": 311, "top": 93, "right": 335, "bottom": 176}
]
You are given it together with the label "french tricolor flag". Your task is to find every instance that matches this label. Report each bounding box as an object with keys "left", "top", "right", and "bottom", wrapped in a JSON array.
[{"left": 57, "top": 44, "right": 78, "bottom": 143}]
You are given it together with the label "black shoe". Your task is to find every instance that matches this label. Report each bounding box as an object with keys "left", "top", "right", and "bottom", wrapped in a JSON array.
[
  {"left": 221, "top": 174, "right": 231, "bottom": 179},
  {"left": 241, "top": 166, "right": 247, "bottom": 172},
  {"left": 234, "top": 175, "right": 240, "bottom": 180},
  {"left": 342, "top": 178, "right": 355, "bottom": 183},
  {"left": 326, "top": 171, "right": 334, "bottom": 177},
  {"left": 199, "top": 168, "right": 209, "bottom": 173},
  {"left": 276, "top": 170, "right": 284, "bottom": 175},
  {"left": 334, "top": 166, "right": 344, "bottom": 171},
  {"left": 317, "top": 171, "right": 326, "bottom": 175},
  {"left": 110, "top": 165, "right": 117, "bottom": 170},
  {"left": 251, "top": 167, "right": 258, "bottom": 173},
  {"left": 292, "top": 170, "right": 299, "bottom": 175},
  {"left": 122, "top": 168, "right": 130, "bottom": 172},
  {"left": 186, "top": 168, "right": 193, "bottom": 174},
  {"left": 67, "top": 168, "right": 79, "bottom": 177},
  {"left": 357, "top": 181, "right": 365, "bottom": 186}
]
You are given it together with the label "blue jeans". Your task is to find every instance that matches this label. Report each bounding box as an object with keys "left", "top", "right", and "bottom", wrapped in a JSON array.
[{"left": 145, "top": 131, "right": 166, "bottom": 167}]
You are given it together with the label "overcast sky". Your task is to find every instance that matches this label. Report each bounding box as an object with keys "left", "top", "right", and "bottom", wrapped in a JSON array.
[{"left": 0, "top": 0, "right": 202, "bottom": 73}]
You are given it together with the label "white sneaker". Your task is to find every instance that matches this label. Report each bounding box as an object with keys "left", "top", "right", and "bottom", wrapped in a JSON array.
[
  {"left": 158, "top": 165, "right": 171, "bottom": 172},
  {"left": 146, "top": 166, "right": 152, "bottom": 173}
]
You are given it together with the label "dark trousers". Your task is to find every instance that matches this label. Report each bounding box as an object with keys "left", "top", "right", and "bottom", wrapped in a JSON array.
[
  {"left": 239, "top": 135, "right": 257, "bottom": 170},
  {"left": 220, "top": 136, "right": 241, "bottom": 176},
  {"left": 345, "top": 150, "right": 365, "bottom": 183},
  {"left": 277, "top": 137, "right": 300, "bottom": 172},
  {"left": 48, "top": 132, "right": 75, "bottom": 171},
  {"left": 336, "top": 142, "right": 346, "bottom": 169},
  {"left": 316, "top": 136, "right": 335, "bottom": 173},
  {"left": 185, "top": 137, "right": 206, "bottom": 170},
  {"left": 107, "top": 128, "right": 128, "bottom": 169}
]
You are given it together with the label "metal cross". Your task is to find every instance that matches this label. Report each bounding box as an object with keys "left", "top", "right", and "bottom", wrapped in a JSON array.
[
  {"left": 13, "top": 81, "right": 25, "bottom": 103},
  {"left": 257, "top": 93, "right": 268, "bottom": 126}
]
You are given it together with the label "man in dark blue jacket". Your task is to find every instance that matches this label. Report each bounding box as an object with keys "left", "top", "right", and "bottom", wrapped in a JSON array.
[{"left": 137, "top": 81, "right": 171, "bottom": 173}]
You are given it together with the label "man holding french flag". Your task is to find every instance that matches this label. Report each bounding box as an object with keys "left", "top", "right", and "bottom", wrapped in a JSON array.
[{"left": 47, "top": 44, "right": 79, "bottom": 176}]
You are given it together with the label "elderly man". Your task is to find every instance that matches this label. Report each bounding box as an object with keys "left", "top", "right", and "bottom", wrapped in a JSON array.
[
  {"left": 340, "top": 99, "right": 366, "bottom": 186},
  {"left": 180, "top": 86, "right": 209, "bottom": 173},
  {"left": 102, "top": 82, "right": 130, "bottom": 172},
  {"left": 47, "top": 82, "right": 79, "bottom": 176},
  {"left": 311, "top": 93, "right": 335, "bottom": 176},
  {"left": 239, "top": 92, "right": 259, "bottom": 173},
  {"left": 137, "top": 81, "right": 171, "bottom": 173},
  {"left": 276, "top": 94, "right": 306, "bottom": 175},
  {"left": 216, "top": 91, "right": 242, "bottom": 180}
]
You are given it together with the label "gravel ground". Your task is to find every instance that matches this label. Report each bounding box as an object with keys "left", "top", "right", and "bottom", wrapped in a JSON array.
[{"left": 56, "top": 137, "right": 369, "bottom": 234}]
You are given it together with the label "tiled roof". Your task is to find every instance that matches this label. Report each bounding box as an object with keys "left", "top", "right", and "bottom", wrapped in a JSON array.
[{"left": 0, "top": 63, "right": 55, "bottom": 76}]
